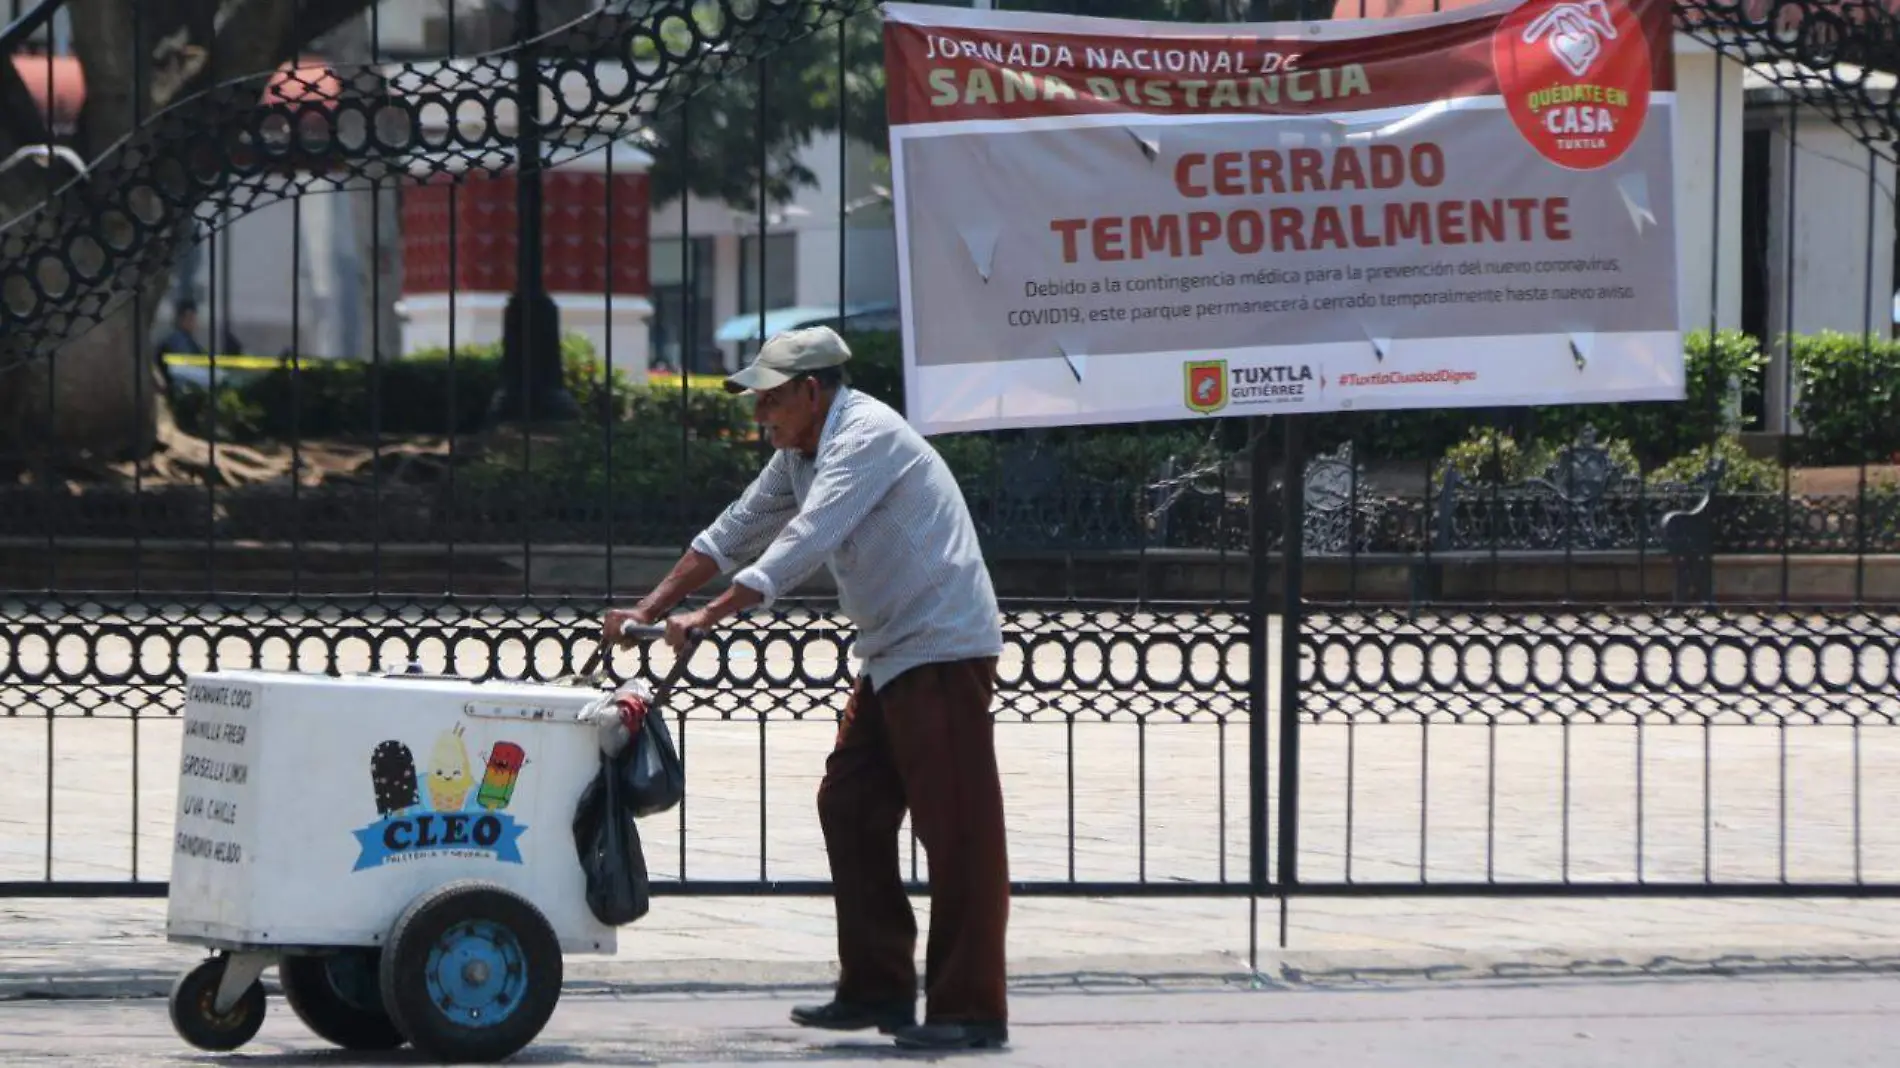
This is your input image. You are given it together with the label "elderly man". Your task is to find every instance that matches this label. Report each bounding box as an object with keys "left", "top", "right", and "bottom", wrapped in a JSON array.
[{"left": 602, "top": 326, "right": 1011, "bottom": 1050}]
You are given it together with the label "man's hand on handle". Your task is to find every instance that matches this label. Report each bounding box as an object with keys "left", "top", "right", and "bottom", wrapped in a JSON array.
[
  {"left": 601, "top": 546, "right": 766, "bottom": 656},
  {"left": 602, "top": 605, "right": 657, "bottom": 649},
  {"left": 603, "top": 604, "right": 713, "bottom": 653},
  {"left": 662, "top": 609, "right": 713, "bottom": 653}
]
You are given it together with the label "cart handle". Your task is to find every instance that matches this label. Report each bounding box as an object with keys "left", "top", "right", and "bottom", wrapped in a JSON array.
[{"left": 570, "top": 624, "right": 708, "bottom": 703}]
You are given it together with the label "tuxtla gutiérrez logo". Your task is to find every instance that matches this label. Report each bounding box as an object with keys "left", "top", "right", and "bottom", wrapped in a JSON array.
[
  {"left": 1184, "top": 359, "right": 1318, "bottom": 415},
  {"left": 352, "top": 723, "right": 530, "bottom": 871},
  {"left": 1184, "top": 359, "right": 1228, "bottom": 414}
]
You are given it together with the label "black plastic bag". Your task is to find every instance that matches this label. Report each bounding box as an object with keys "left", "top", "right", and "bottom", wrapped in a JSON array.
[
  {"left": 623, "top": 704, "right": 684, "bottom": 818},
  {"left": 572, "top": 748, "right": 651, "bottom": 927}
]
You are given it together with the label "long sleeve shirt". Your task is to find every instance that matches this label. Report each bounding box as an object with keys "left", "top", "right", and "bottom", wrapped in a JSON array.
[{"left": 691, "top": 387, "right": 1004, "bottom": 692}]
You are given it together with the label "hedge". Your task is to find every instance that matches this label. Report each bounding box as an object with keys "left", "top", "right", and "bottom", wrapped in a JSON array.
[
  {"left": 1789, "top": 331, "right": 1900, "bottom": 464},
  {"left": 170, "top": 326, "right": 1890, "bottom": 489}
]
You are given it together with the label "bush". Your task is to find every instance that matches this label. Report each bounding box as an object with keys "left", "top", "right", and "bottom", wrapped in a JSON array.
[
  {"left": 1528, "top": 328, "right": 1765, "bottom": 466},
  {"left": 459, "top": 420, "right": 763, "bottom": 504},
  {"left": 173, "top": 347, "right": 507, "bottom": 440},
  {"left": 1790, "top": 331, "right": 1900, "bottom": 464},
  {"left": 171, "top": 326, "right": 1891, "bottom": 514},
  {"left": 1648, "top": 434, "right": 1783, "bottom": 494},
  {"left": 1435, "top": 425, "right": 1641, "bottom": 488}
]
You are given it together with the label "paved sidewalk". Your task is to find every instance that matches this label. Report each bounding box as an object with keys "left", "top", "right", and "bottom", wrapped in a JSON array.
[
  {"left": 2, "top": 973, "right": 1897, "bottom": 1065},
  {"left": 7, "top": 893, "right": 1900, "bottom": 1000}
]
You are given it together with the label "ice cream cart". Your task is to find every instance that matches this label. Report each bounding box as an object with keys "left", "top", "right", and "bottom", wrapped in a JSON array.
[{"left": 163, "top": 627, "right": 684, "bottom": 1063}]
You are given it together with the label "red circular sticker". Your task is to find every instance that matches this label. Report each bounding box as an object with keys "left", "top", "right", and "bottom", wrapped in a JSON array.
[{"left": 1494, "top": 0, "right": 1651, "bottom": 170}]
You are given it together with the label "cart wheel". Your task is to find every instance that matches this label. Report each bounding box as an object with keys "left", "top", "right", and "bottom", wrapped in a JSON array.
[
  {"left": 281, "top": 951, "right": 406, "bottom": 1051},
  {"left": 168, "top": 956, "right": 267, "bottom": 1052},
  {"left": 378, "top": 880, "right": 563, "bottom": 1063}
]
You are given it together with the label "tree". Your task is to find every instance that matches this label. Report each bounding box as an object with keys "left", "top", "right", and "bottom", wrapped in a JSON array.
[
  {"left": 636, "top": 0, "right": 1330, "bottom": 216},
  {"left": 0, "top": 0, "right": 1337, "bottom": 465},
  {"left": 0, "top": 0, "right": 383, "bottom": 464}
]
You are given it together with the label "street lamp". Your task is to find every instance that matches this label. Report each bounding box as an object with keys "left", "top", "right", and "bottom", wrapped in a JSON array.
[{"left": 490, "top": 0, "right": 580, "bottom": 423}]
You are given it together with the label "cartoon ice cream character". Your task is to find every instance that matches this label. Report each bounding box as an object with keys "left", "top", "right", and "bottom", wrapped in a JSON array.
[
  {"left": 426, "top": 724, "right": 473, "bottom": 811},
  {"left": 475, "top": 742, "right": 526, "bottom": 811},
  {"left": 370, "top": 740, "right": 419, "bottom": 816}
]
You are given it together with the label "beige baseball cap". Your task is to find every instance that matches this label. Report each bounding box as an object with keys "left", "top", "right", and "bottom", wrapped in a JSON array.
[{"left": 725, "top": 325, "right": 853, "bottom": 394}]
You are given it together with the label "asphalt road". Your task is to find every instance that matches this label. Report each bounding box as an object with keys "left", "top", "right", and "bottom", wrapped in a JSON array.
[{"left": 1, "top": 973, "right": 1896, "bottom": 1066}]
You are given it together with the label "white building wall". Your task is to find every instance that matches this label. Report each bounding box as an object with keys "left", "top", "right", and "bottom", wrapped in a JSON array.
[
  {"left": 1760, "top": 104, "right": 1897, "bottom": 431},
  {"left": 1672, "top": 37, "right": 1748, "bottom": 335}
]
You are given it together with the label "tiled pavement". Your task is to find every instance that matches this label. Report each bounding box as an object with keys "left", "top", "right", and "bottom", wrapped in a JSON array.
[{"left": 4, "top": 607, "right": 1900, "bottom": 996}]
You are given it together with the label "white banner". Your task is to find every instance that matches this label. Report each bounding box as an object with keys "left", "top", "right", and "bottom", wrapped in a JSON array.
[{"left": 882, "top": 0, "right": 1682, "bottom": 434}]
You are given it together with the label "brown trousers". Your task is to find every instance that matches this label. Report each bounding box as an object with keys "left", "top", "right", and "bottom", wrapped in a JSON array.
[{"left": 816, "top": 656, "right": 1010, "bottom": 1023}]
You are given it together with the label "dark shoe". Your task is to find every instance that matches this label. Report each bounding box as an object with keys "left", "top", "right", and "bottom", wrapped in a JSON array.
[
  {"left": 892, "top": 1021, "right": 1009, "bottom": 1050},
  {"left": 790, "top": 998, "right": 917, "bottom": 1034}
]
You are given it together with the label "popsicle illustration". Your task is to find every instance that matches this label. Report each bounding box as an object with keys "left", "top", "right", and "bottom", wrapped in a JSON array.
[
  {"left": 475, "top": 741, "right": 526, "bottom": 811},
  {"left": 426, "top": 724, "right": 473, "bottom": 811},
  {"left": 371, "top": 740, "right": 419, "bottom": 816}
]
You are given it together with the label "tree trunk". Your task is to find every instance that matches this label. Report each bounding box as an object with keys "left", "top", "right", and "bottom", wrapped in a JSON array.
[
  {"left": 47, "top": 282, "right": 170, "bottom": 459},
  {"left": 0, "top": 0, "right": 357, "bottom": 461}
]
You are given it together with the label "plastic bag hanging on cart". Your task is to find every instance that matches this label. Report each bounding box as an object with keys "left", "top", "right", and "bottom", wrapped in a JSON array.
[
  {"left": 623, "top": 698, "right": 684, "bottom": 818},
  {"left": 577, "top": 681, "right": 655, "bottom": 759},
  {"left": 572, "top": 747, "right": 652, "bottom": 927}
]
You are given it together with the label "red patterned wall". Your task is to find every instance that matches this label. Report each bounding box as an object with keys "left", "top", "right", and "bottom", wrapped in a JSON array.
[{"left": 401, "top": 171, "right": 651, "bottom": 296}]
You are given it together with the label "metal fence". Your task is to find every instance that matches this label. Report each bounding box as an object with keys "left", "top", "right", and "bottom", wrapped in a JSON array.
[{"left": 3, "top": 0, "right": 1900, "bottom": 956}]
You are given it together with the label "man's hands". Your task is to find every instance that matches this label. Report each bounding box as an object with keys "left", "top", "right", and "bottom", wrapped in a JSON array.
[
  {"left": 601, "top": 605, "right": 657, "bottom": 649},
  {"left": 603, "top": 604, "right": 709, "bottom": 653},
  {"left": 662, "top": 609, "right": 713, "bottom": 652},
  {"left": 601, "top": 548, "right": 728, "bottom": 654}
]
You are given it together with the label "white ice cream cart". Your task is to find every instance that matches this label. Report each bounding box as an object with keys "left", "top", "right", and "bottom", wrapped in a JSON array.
[{"left": 163, "top": 627, "right": 684, "bottom": 1063}]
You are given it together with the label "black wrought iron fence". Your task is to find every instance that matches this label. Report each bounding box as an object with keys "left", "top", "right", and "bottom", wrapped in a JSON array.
[{"left": 3, "top": 0, "right": 1900, "bottom": 963}]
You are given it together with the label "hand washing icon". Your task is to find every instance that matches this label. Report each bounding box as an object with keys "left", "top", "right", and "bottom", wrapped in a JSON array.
[{"left": 1522, "top": 0, "right": 1618, "bottom": 78}]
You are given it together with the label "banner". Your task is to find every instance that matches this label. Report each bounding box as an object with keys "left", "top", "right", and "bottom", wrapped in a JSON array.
[{"left": 881, "top": 0, "right": 1681, "bottom": 434}]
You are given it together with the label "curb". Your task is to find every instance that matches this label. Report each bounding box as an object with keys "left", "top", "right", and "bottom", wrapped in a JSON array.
[{"left": 8, "top": 946, "right": 1900, "bottom": 1003}]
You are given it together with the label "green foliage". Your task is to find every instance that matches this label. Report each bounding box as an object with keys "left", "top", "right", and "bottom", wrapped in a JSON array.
[
  {"left": 1435, "top": 426, "right": 1641, "bottom": 488},
  {"left": 1648, "top": 435, "right": 1783, "bottom": 494},
  {"left": 170, "top": 384, "right": 266, "bottom": 443},
  {"left": 637, "top": 0, "right": 1307, "bottom": 211},
  {"left": 1437, "top": 427, "right": 1542, "bottom": 485},
  {"left": 1519, "top": 329, "right": 1765, "bottom": 466},
  {"left": 838, "top": 328, "right": 905, "bottom": 405},
  {"left": 638, "top": 3, "right": 889, "bottom": 210},
  {"left": 173, "top": 347, "right": 506, "bottom": 441},
  {"left": 167, "top": 325, "right": 1896, "bottom": 525},
  {"left": 1789, "top": 331, "right": 1900, "bottom": 464},
  {"left": 457, "top": 419, "right": 764, "bottom": 504}
]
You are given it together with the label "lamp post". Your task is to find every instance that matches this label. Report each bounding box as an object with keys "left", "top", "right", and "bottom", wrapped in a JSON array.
[{"left": 491, "top": 0, "right": 580, "bottom": 423}]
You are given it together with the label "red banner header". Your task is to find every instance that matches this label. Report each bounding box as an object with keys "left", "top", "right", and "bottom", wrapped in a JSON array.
[{"left": 883, "top": 0, "right": 1676, "bottom": 126}]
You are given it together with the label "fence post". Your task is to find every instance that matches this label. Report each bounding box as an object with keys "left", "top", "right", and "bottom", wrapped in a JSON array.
[
  {"left": 1276, "top": 414, "right": 1304, "bottom": 924},
  {"left": 1248, "top": 415, "right": 1273, "bottom": 907}
]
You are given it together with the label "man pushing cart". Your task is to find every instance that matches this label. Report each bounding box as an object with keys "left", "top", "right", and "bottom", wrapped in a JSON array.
[{"left": 603, "top": 325, "right": 1015, "bottom": 1051}]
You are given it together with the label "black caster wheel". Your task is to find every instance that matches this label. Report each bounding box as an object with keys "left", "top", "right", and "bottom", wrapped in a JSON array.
[
  {"left": 168, "top": 955, "right": 267, "bottom": 1052},
  {"left": 281, "top": 950, "right": 407, "bottom": 1051},
  {"left": 378, "top": 879, "right": 563, "bottom": 1064}
]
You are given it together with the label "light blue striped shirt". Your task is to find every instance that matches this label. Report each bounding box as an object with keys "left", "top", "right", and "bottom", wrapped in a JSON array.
[{"left": 691, "top": 387, "right": 1004, "bottom": 691}]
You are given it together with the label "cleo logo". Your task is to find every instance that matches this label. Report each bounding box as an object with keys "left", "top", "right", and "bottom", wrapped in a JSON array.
[
  {"left": 1494, "top": 0, "right": 1651, "bottom": 170},
  {"left": 1184, "top": 359, "right": 1228, "bottom": 414},
  {"left": 352, "top": 732, "right": 530, "bottom": 872}
]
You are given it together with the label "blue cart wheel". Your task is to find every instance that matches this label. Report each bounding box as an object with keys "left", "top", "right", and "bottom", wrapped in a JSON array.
[
  {"left": 378, "top": 880, "right": 563, "bottom": 1063},
  {"left": 424, "top": 918, "right": 528, "bottom": 1027}
]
